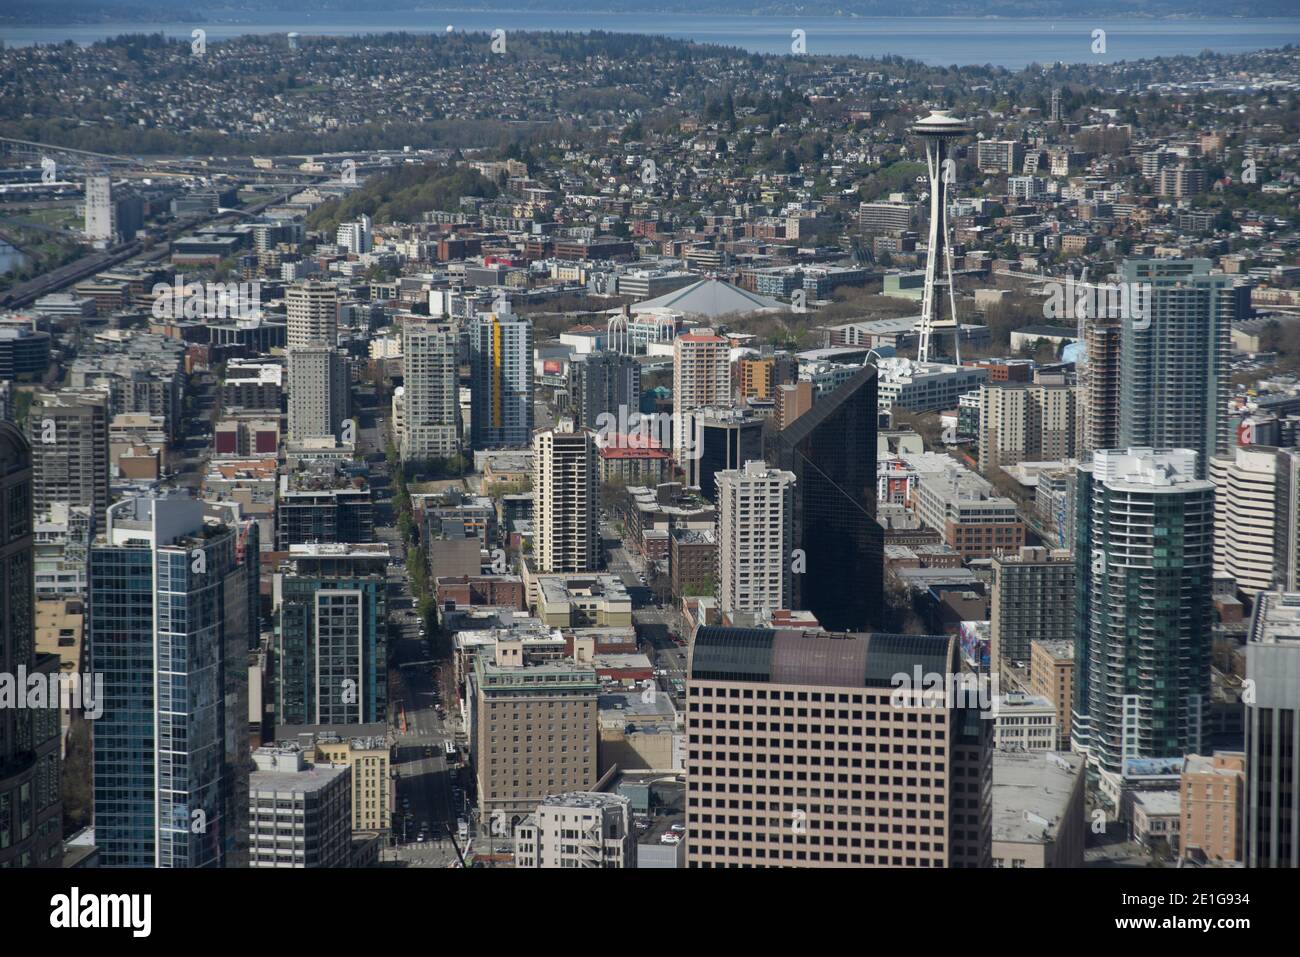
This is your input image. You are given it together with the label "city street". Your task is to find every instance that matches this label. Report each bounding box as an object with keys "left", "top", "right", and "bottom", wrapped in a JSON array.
[
  {"left": 368, "top": 389, "right": 467, "bottom": 867},
  {"left": 387, "top": 615, "right": 464, "bottom": 866},
  {"left": 602, "top": 523, "right": 690, "bottom": 701}
]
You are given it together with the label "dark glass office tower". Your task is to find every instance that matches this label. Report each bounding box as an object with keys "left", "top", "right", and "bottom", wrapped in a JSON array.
[
  {"left": 690, "top": 410, "right": 764, "bottom": 502},
  {"left": 777, "top": 365, "right": 883, "bottom": 631},
  {"left": 89, "top": 494, "right": 252, "bottom": 867},
  {"left": 0, "top": 423, "right": 63, "bottom": 868}
]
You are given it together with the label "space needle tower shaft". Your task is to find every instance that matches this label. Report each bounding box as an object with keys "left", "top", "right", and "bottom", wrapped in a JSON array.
[{"left": 910, "top": 110, "right": 971, "bottom": 364}]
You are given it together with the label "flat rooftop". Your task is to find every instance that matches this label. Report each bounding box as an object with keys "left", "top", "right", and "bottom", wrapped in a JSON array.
[
  {"left": 1132, "top": 789, "right": 1182, "bottom": 817},
  {"left": 1033, "top": 638, "right": 1074, "bottom": 660},
  {"left": 1251, "top": 591, "right": 1300, "bottom": 643},
  {"left": 992, "top": 750, "right": 1083, "bottom": 845},
  {"left": 598, "top": 690, "right": 676, "bottom": 720},
  {"left": 250, "top": 763, "right": 349, "bottom": 794}
]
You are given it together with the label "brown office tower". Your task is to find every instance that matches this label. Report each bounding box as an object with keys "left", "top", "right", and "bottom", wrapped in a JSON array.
[
  {"left": 685, "top": 627, "right": 991, "bottom": 868},
  {"left": 474, "top": 656, "right": 600, "bottom": 827},
  {"left": 775, "top": 381, "right": 813, "bottom": 431}
]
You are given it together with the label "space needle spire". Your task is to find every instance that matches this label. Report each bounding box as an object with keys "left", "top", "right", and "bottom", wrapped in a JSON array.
[{"left": 910, "top": 109, "right": 971, "bottom": 364}]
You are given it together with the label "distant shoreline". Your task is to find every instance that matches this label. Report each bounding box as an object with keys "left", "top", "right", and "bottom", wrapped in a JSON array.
[
  {"left": 8, "top": 11, "right": 1300, "bottom": 29},
  {"left": 5, "top": 11, "right": 1296, "bottom": 68}
]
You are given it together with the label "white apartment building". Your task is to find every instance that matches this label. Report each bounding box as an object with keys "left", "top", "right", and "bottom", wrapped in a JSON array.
[
  {"left": 1210, "top": 446, "right": 1300, "bottom": 595},
  {"left": 286, "top": 279, "right": 338, "bottom": 349},
  {"left": 335, "top": 214, "right": 373, "bottom": 255},
  {"left": 513, "top": 792, "right": 636, "bottom": 868},
  {"left": 672, "top": 329, "right": 730, "bottom": 462},
  {"left": 875, "top": 357, "right": 989, "bottom": 414},
  {"left": 248, "top": 746, "right": 352, "bottom": 868},
  {"left": 84, "top": 175, "right": 115, "bottom": 245},
  {"left": 400, "top": 320, "right": 460, "bottom": 460},
  {"left": 994, "top": 693, "right": 1059, "bottom": 752},
  {"left": 287, "top": 343, "right": 349, "bottom": 444},
  {"left": 715, "top": 460, "right": 795, "bottom": 616},
  {"left": 534, "top": 419, "right": 600, "bottom": 574}
]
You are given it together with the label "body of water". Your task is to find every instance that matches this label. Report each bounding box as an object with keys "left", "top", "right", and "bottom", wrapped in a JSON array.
[
  {"left": 0, "top": 242, "right": 29, "bottom": 275},
  {"left": 3, "top": 14, "right": 1299, "bottom": 68}
]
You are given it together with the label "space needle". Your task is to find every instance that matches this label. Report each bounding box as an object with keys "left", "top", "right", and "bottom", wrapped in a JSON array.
[{"left": 911, "top": 109, "right": 971, "bottom": 364}]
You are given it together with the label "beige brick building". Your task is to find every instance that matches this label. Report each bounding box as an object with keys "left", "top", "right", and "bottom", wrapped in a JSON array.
[
  {"left": 276, "top": 723, "right": 392, "bottom": 835},
  {"left": 672, "top": 330, "right": 729, "bottom": 462},
  {"left": 685, "top": 627, "right": 992, "bottom": 868},
  {"left": 1029, "top": 638, "right": 1075, "bottom": 750},
  {"left": 1180, "top": 752, "right": 1245, "bottom": 864},
  {"left": 977, "top": 382, "right": 1076, "bottom": 474}
]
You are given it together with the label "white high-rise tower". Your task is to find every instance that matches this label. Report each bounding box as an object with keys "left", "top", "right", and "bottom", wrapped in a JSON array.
[
  {"left": 84, "top": 175, "right": 115, "bottom": 245},
  {"left": 910, "top": 110, "right": 971, "bottom": 364},
  {"left": 534, "top": 419, "right": 599, "bottom": 574}
]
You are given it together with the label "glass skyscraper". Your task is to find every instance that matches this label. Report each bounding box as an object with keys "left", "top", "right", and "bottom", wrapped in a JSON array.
[
  {"left": 89, "top": 494, "right": 252, "bottom": 867},
  {"left": 1072, "top": 448, "right": 1215, "bottom": 781},
  {"left": 777, "top": 365, "right": 883, "bottom": 632},
  {"left": 1118, "top": 258, "right": 1240, "bottom": 479}
]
